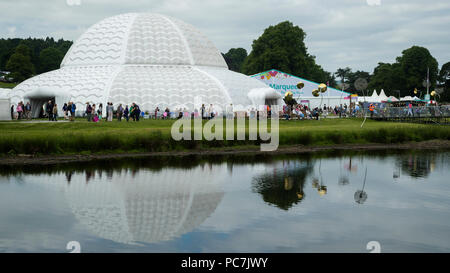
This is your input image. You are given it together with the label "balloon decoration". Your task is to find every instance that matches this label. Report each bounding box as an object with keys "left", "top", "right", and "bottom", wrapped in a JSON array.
[
  {"left": 312, "top": 89, "right": 320, "bottom": 97},
  {"left": 431, "top": 90, "right": 436, "bottom": 97},
  {"left": 414, "top": 88, "right": 418, "bottom": 95},
  {"left": 297, "top": 82, "right": 304, "bottom": 89},
  {"left": 318, "top": 83, "right": 327, "bottom": 93},
  {"left": 285, "top": 91, "right": 293, "bottom": 98}
]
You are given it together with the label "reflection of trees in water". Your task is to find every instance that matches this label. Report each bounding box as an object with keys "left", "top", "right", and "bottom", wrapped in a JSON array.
[
  {"left": 252, "top": 160, "right": 314, "bottom": 210},
  {"left": 396, "top": 152, "right": 445, "bottom": 179}
]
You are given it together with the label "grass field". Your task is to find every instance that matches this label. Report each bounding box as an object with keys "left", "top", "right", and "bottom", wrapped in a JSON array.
[
  {"left": 0, "top": 118, "right": 449, "bottom": 155},
  {"left": 0, "top": 82, "right": 17, "bottom": 89}
]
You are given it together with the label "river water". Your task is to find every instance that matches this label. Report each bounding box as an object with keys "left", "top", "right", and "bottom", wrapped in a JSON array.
[{"left": 0, "top": 150, "right": 449, "bottom": 253}]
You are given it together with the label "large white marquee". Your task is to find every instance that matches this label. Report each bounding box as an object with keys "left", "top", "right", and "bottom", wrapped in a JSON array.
[{"left": 10, "top": 13, "right": 280, "bottom": 117}]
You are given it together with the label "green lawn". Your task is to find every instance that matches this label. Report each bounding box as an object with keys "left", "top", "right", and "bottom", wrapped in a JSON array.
[
  {"left": 0, "top": 82, "right": 17, "bottom": 89},
  {"left": 0, "top": 118, "right": 449, "bottom": 155}
]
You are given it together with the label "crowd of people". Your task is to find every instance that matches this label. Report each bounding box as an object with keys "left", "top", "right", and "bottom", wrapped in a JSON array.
[
  {"left": 11, "top": 100, "right": 406, "bottom": 122},
  {"left": 10, "top": 101, "right": 32, "bottom": 120},
  {"left": 282, "top": 103, "right": 362, "bottom": 120},
  {"left": 83, "top": 102, "right": 142, "bottom": 122}
]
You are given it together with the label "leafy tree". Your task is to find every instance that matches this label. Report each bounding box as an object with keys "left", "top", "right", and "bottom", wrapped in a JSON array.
[
  {"left": 223, "top": 48, "right": 247, "bottom": 72},
  {"left": 335, "top": 67, "right": 352, "bottom": 87},
  {"left": 6, "top": 44, "right": 35, "bottom": 82},
  {"left": 241, "top": 21, "right": 332, "bottom": 84},
  {"left": 0, "top": 37, "right": 72, "bottom": 79},
  {"left": 397, "top": 46, "right": 438, "bottom": 94},
  {"left": 39, "top": 47, "right": 63, "bottom": 73},
  {"left": 368, "top": 46, "right": 438, "bottom": 97},
  {"left": 438, "top": 62, "right": 450, "bottom": 102},
  {"left": 347, "top": 70, "right": 371, "bottom": 95}
]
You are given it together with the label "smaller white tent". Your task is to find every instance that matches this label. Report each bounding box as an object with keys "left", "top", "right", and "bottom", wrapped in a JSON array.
[
  {"left": 0, "top": 88, "right": 11, "bottom": 120},
  {"left": 378, "top": 89, "right": 389, "bottom": 102},
  {"left": 387, "top": 96, "right": 399, "bottom": 102},
  {"left": 401, "top": 96, "right": 413, "bottom": 101}
]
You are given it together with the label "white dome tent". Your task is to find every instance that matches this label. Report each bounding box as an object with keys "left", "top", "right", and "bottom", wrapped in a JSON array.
[{"left": 10, "top": 13, "right": 278, "bottom": 118}]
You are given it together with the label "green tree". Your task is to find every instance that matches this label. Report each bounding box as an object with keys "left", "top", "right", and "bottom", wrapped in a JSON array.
[
  {"left": 368, "top": 46, "right": 438, "bottom": 97},
  {"left": 347, "top": 70, "right": 371, "bottom": 95},
  {"left": 335, "top": 67, "right": 352, "bottom": 85},
  {"left": 6, "top": 44, "right": 35, "bottom": 83},
  {"left": 438, "top": 62, "right": 450, "bottom": 102},
  {"left": 223, "top": 48, "right": 247, "bottom": 72},
  {"left": 241, "top": 21, "right": 332, "bottom": 83},
  {"left": 397, "top": 46, "right": 438, "bottom": 95},
  {"left": 39, "top": 47, "right": 63, "bottom": 73}
]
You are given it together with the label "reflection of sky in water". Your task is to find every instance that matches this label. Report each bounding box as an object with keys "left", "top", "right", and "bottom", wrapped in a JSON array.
[{"left": 0, "top": 151, "right": 449, "bottom": 253}]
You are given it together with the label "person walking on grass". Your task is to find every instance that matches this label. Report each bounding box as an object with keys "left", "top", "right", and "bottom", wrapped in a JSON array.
[
  {"left": 117, "top": 104, "right": 123, "bottom": 121},
  {"left": 86, "top": 102, "right": 92, "bottom": 122},
  {"left": 16, "top": 102, "right": 23, "bottom": 120},
  {"left": 25, "top": 102, "right": 31, "bottom": 120},
  {"left": 130, "top": 103, "right": 135, "bottom": 121},
  {"left": 91, "top": 104, "right": 97, "bottom": 122},
  {"left": 98, "top": 103, "right": 103, "bottom": 120},
  {"left": 52, "top": 103, "right": 58, "bottom": 121},
  {"left": 124, "top": 105, "right": 129, "bottom": 122},
  {"left": 63, "top": 103, "right": 68, "bottom": 120},
  {"left": 70, "top": 102, "right": 76, "bottom": 122},
  {"left": 134, "top": 103, "right": 141, "bottom": 121},
  {"left": 154, "top": 107, "right": 160, "bottom": 119},
  {"left": 47, "top": 100, "right": 53, "bottom": 121},
  {"left": 107, "top": 102, "right": 114, "bottom": 122}
]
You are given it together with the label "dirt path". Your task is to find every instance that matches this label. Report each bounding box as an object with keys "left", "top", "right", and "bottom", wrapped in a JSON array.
[{"left": 1, "top": 140, "right": 449, "bottom": 166}]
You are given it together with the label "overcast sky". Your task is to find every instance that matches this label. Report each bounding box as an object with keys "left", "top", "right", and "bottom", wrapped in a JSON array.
[{"left": 0, "top": 0, "right": 449, "bottom": 73}]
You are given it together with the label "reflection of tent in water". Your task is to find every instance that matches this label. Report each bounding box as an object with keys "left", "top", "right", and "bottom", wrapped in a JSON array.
[
  {"left": 30, "top": 167, "right": 225, "bottom": 244},
  {"left": 312, "top": 159, "right": 328, "bottom": 196},
  {"left": 252, "top": 160, "right": 313, "bottom": 210}
]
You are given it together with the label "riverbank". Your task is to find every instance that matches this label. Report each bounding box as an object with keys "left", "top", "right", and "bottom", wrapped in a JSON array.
[
  {"left": 1, "top": 119, "right": 449, "bottom": 161},
  {"left": 1, "top": 140, "right": 449, "bottom": 166}
]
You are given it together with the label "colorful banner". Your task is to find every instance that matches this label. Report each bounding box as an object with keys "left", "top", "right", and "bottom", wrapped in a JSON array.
[{"left": 251, "top": 69, "right": 351, "bottom": 98}]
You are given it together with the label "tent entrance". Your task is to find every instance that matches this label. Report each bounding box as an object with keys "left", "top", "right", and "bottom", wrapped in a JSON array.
[
  {"left": 265, "top": 98, "right": 278, "bottom": 106},
  {"left": 29, "top": 97, "right": 55, "bottom": 118}
]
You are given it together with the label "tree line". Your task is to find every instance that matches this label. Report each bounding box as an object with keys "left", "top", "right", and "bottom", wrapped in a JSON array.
[
  {"left": 222, "top": 21, "right": 449, "bottom": 102},
  {"left": 0, "top": 37, "right": 72, "bottom": 82}
]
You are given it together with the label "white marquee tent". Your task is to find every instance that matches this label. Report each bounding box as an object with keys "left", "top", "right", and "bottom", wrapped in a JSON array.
[{"left": 251, "top": 69, "right": 352, "bottom": 108}]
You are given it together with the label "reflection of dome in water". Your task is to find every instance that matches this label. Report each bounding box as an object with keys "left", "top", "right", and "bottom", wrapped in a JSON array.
[
  {"left": 10, "top": 13, "right": 279, "bottom": 114},
  {"left": 31, "top": 166, "right": 225, "bottom": 244}
]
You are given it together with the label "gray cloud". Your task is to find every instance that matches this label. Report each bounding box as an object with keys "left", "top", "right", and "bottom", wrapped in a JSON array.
[{"left": 0, "top": 0, "right": 449, "bottom": 74}]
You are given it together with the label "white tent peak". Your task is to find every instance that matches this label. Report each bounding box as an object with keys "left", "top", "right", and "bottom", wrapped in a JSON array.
[{"left": 378, "top": 89, "right": 388, "bottom": 101}]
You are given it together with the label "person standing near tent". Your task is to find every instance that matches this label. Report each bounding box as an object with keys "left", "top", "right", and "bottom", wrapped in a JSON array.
[
  {"left": 201, "top": 104, "right": 206, "bottom": 119},
  {"left": 407, "top": 102, "right": 414, "bottom": 117},
  {"left": 87, "top": 103, "right": 93, "bottom": 122},
  {"left": 52, "top": 103, "right": 58, "bottom": 121},
  {"left": 154, "top": 107, "right": 160, "bottom": 119},
  {"left": 124, "top": 105, "right": 129, "bottom": 122},
  {"left": 98, "top": 103, "right": 103, "bottom": 120},
  {"left": 46, "top": 100, "right": 54, "bottom": 121},
  {"left": 107, "top": 102, "right": 114, "bottom": 122},
  {"left": 117, "top": 104, "right": 123, "bottom": 121},
  {"left": 62, "top": 103, "right": 68, "bottom": 120},
  {"left": 70, "top": 102, "right": 76, "bottom": 122},
  {"left": 369, "top": 104, "right": 375, "bottom": 118},
  {"left": 25, "top": 102, "right": 31, "bottom": 120},
  {"left": 134, "top": 103, "right": 141, "bottom": 121}
]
